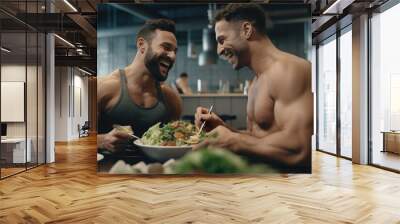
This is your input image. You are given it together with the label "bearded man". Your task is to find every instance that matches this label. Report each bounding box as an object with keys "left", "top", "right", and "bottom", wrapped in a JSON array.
[{"left": 97, "top": 19, "right": 182, "bottom": 152}]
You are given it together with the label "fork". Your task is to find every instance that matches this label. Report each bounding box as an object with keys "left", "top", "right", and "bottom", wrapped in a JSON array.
[
  {"left": 198, "top": 105, "right": 213, "bottom": 135},
  {"left": 113, "top": 124, "right": 139, "bottom": 139}
]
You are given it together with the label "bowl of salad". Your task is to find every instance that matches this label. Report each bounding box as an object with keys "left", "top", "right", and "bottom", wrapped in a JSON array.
[{"left": 134, "top": 120, "right": 205, "bottom": 162}]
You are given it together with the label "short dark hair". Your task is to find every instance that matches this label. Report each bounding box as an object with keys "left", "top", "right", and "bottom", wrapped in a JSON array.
[
  {"left": 213, "top": 4, "right": 267, "bottom": 35},
  {"left": 136, "top": 19, "right": 176, "bottom": 43},
  {"left": 179, "top": 72, "right": 188, "bottom": 78}
]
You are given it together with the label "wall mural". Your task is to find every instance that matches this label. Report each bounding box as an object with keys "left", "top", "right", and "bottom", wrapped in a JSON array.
[{"left": 97, "top": 3, "right": 312, "bottom": 175}]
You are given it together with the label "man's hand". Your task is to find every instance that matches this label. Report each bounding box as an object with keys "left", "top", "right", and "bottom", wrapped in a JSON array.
[
  {"left": 193, "top": 125, "right": 239, "bottom": 151},
  {"left": 194, "top": 106, "right": 225, "bottom": 132},
  {"left": 98, "top": 128, "right": 132, "bottom": 152}
]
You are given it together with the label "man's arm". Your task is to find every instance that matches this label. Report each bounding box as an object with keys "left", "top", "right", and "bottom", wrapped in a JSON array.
[
  {"left": 97, "top": 71, "right": 130, "bottom": 151},
  {"left": 97, "top": 78, "right": 104, "bottom": 148},
  {"left": 232, "top": 92, "right": 312, "bottom": 167},
  {"left": 202, "top": 91, "right": 312, "bottom": 167},
  {"left": 97, "top": 71, "right": 119, "bottom": 125},
  {"left": 224, "top": 124, "right": 250, "bottom": 135},
  {"left": 97, "top": 76, "right": 112, "bottom": 149},
  {"left": 202, "top": 60, "right": 313, "bottom": 167}
]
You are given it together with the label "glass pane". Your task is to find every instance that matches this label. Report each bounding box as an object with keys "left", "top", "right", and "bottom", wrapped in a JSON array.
[
  {"left": 317, "top": 36, "right": 337, "bottom": 154},
  {"left": 27, "top": 31, "right": 38, "bottom": 169},
  {"left": 38, "top": 32, "right": 45, "bottom": 165},
  {"left": 339, "top": 28, "right": 352, "bottom": 158},
  {"left": 1, "top": 30, "right": 27, "bottom": 177},
  {"left": 27, "top": 0, "right": 39, "bottom": 168},
  {"left": 371, "top": 4, "right": 400, "bottom": 171}
]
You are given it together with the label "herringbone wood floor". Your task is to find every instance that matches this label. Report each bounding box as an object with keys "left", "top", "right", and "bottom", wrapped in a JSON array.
[{"left": 0, "top": 136, "right": 399, "bottom": 224}]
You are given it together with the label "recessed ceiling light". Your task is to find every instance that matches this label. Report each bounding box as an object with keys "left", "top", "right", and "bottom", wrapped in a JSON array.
[
  {"left": 78, "top": 67, "right": 93, "bottom": 76},
  {"left": 1, "top": 47, "right": 11, "bottom": 53},
  {"left": 322, "top": 0, "right": 346, "bottom": 15},
  {"left": 63, "top": 0, "right": 78, "bottom": 12},
  {"left": 54, "top": 34, "right": 75, "bottom": 48}
]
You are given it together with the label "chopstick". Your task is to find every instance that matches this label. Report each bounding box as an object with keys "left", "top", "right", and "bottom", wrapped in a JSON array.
[
  {"left": 130, "top": 134, "right": 140, "bottom": 139},
  {"left": 198, "top": 105, "right": 213, "bottom": 135},
  {"left": 113, "top": 124, "right": 139, "bottom": 139}
]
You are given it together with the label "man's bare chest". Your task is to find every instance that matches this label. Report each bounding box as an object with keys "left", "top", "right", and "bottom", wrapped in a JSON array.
[{"left": 247, "top": 82, "right": 275, "bottom": 129}]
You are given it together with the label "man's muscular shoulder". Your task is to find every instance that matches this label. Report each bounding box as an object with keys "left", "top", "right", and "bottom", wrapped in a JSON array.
[
  {"left": 269, "top": 53, "right": 311, "bottom": 101},
  {"left": 97, "top": 70, "right": 121, "bottom": 105}
]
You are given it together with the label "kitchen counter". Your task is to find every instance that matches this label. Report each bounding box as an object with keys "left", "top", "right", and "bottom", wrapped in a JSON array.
[{"left": 180, "top": 94, "right": 248, "bottom": 130}]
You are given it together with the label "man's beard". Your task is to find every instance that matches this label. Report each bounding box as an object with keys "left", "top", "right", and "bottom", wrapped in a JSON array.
[
  {"left": 232, "top": 47, "right": 248, "bottom": 70},
  {"left": 144, "top": 48, "right": 172, "bottom": 82},
  {"left": 222, "top": 48, "right": 244, "bottom": 71}
]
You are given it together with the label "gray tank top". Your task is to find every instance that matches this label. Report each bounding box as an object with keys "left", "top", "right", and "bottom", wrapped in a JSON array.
[{"left": 98, "top": 69, "right": 169, "bottom": 137}]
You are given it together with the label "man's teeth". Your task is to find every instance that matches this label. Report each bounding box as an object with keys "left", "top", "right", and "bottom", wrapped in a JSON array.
[
  {"left": 224, "top": 51, "right": 233, "bottom": 58},
  {"left": 160, "top": 61, "right": 170, "bottom": 67}
]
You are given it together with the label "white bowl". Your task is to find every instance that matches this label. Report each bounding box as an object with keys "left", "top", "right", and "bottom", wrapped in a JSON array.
[
  {"left": 97, "top": 153, "right": 104, "bottom": 161},
  {"left": 134, "top": 139, "right": 192, "bottom": 162}
]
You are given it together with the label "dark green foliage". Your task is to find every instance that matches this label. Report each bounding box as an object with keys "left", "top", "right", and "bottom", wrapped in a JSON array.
[{"left": 172, "top": 147, "right": 275, "bottom": 174}]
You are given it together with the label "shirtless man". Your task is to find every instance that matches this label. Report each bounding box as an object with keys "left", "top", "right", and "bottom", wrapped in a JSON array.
[
  {"left": 195, "top": 4, "right": 313, "bottom": 172},
  {"left": 98, "top": 19, "right": 182, "bottom": 152}
]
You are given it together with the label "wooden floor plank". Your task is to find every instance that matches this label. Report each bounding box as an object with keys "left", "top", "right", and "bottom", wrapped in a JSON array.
[{"left": 0, "top": 135, "right": 399, "bottom": 223}]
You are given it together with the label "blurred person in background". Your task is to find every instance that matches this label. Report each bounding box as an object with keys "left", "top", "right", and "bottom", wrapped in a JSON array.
[{"left": 175, "top": 72, "right": 193, "bottom": 95}]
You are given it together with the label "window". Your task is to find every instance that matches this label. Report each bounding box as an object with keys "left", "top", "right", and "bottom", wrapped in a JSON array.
[
  {"left": 317, "top": 35, "right": 337, "bottom": 154},
  {"left": 370, "top": 2, "right": 400, "bottom": 171},
  {"left": 339, "top": 27, "right": 352, "bottom": 158},
  {"left": 0, "top": 1, "right": 47, "bottom": 179}
]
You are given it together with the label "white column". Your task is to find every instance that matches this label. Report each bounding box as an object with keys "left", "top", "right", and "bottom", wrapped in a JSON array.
[
  {"left": 46, "top": 1, "right": 55, "bottom": 163},
  {"left": 46, "top": 33, "right": 55, "bottom": 163},
  {"left": 352, "top": 14, "right": 369, "bottom": 164}
]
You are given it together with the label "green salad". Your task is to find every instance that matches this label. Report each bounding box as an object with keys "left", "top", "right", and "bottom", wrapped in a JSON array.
[
  {"left": 141, "top": 120, "right": 206, "bottom": 146},
  {"left": 171, "top": 147, "right": 276, "bottom": 174}
]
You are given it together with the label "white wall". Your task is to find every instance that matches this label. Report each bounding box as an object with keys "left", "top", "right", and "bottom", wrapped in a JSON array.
[
  {"left": 1, "top": 65, "right": 26, "bottom": 141},
  {"left": 1, "top": 65, "right": 42, "bottom": 137},
  {"left": 1, "top": 63, "right": 46, "bottom": 164},
  {"left": 75, "top": 73, "right": 89, "bottom": 122},
  {"left": 55, "top": 67, "right": 89, "bottom": 141},
  {"left": 1, "top": 65, "right": 26, "bottom": 81},
  {"left": 55, "top": 67, "right": 68, "bottom": 141},
  {"left": 1, "top": 65, "right": 26, "bottom": 135}
]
